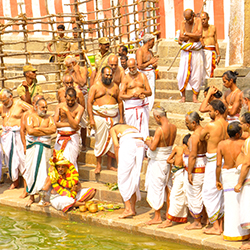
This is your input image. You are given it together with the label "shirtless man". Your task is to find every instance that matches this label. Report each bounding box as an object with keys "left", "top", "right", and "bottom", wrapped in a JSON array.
[
  {"left": 0, "top": 89, "right": 32, "bottom": 189},
  {"left": 136, "top": 33, "right": 158, "bottom": 110},
  {"left": 242, "top": 88, "right": 250, "bottom": 111},
  {"left": 200, "top": 99, "right": 228, "bottom": 235},
  {"left": 54, "top": 87, "right": 84, "bottom": 171},
  {"left": 222, "top": 71, "right": 242, "bottom": 122},
  {"left": 87, "top": 66, "right": 123, "bottom": 174},
  {"left": 160, "top": 133, "right": 191, "bottom": 228},
  {"left": 92, "top": 55, "right": 125, "bottom": 87},
  {"left": 184, "top": 111, "right": 207, "bottom": 230},
  {"left": 144, "top": 107, "right": 176, "bottom": 225},
  {"left": 177, "top": 9, "right": 203, "bottom": 103},
  {"left": 201, "top": 12, "right": 221, "bottom": 78},
  {"left": 23, "top": 98, "right": 56, "bottom": 207},
  {"left": 216, "top": 122, "right": 249, "bottom": 241},
  {"left": 110, "top": 124, "right": 144, "bottom": 219},
  {"left": 120, "top": 58, "right": 152, "bottom": 138}
]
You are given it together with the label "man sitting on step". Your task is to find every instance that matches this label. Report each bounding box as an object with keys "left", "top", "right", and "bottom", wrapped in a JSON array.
[
  {"left": 120, "top": 58, "right": 152, "bottom": 139},
  {"left": 54, "top": 87, "right": 84, "bottom": 172}
]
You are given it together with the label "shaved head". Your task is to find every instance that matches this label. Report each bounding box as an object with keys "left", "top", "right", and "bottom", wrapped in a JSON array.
[
  {"left": 127, "top": 58, "right": 138, "bottom": 75},
  {"left": 108, "top": 55, "right": 118, "bottom": 73},
  {"left": 184, "top": 9, "right": 194, "bottom": 17},
  {"left": 127, "top": 58, "right": 136, "bottom": 67}
]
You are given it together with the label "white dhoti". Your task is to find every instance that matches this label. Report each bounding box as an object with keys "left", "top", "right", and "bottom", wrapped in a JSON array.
[
  {"left": 1, "top": 126, "right": 25, "bottom": 182},
  {"left": 124, "top": 98, "right": 149, "bottom": 139},
  {"left": 139, "top": 67, "right": 155, "bottom": 111},
  {"left": 50, "top": 187, "right": 96, "bottom": 212},
  {"left": 145, "top": 146, "right": 172, "bottom": 210},
  {"left": 227, "top": 114, "right": 240, "bottom": 123},
  {"left": 185, "top": 154, "right": 206, "bottom": 219},
  {"left": 203, "top": 153, "right": 224, "bottom": 223},
  {"left": 92, "top": 104, "right": 119, "bottom": 158},
  {"left": 118, "top": 133, "right": 145, "bottom": 202},
  {"left": 222, "top": 167, "right": 250, "bottom": 241},
  {"left": 177, "top": 42, "right": 204, "bottom": 95},
  {"left": 167, "top": 167, "right": 188, "bottom": 222},
  {"left": 203, "top": 46, "right": 216, "bottom": 79},
  {"left": 23, "top": 135, "right": 51, "bottom": 195},
  {"left": 54, "top": 127, "right": 79, "bottom": 171},
  {"left": 240, "top": 168, "right": 250, "bottom": 230}
]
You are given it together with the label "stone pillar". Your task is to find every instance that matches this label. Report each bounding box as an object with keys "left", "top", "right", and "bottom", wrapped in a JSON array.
[{"left": 244, "top": 0, "right": 250, "bottom": 66}]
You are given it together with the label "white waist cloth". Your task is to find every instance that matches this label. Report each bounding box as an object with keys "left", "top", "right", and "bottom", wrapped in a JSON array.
[
  {"left": 124, "top": 98, "right": 149, "bottom": 139},
  {"left": 240, "top": 167, "right": 250, "bottom": 230},
  {"left": 177, "top": 42, "right": 204, "bottom": 94},
  {"left": 23, "top": 135, "right": 51, "bottom": 195},
  {"left": 203, "top": 45, "right": 216, "bottom": 79},
  {"left": 92, "top": 105, "right": 119, "bottom": 158},
  {"left": 139, "top": 67, "right": 155, "bottom": 111},
  {"left": 222, "top": 167, "right": 250, "bottom": 241},
  {"left": 185, "top": 155, "right": 206, "bottom": 218},
  {"left": 145, "top": 147, "right": 172, "bottom": 210},
  {"left": 203, "top": 153, "right": 224, "bottom": 223},
  {"left": 1, "top": 126, "right": 25, "bottom": 181},
  {"left": 54, "top": 127, "right": 79, "bottom": 171},
  {"left": 118, "top": 133, "right": 145, "bottom": 202},
  {"left": 167, "top": 168, "right": 188, "bottom": 222},
  {"left": 226, "top": 114, "right": 240, "bottom": 123}
]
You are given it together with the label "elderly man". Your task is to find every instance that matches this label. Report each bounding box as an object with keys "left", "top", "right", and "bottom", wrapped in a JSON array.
[
  {"left": 136, "top": 33, "right": 158, "bottom": 110},
  {"left": 0, "top": 89, "right": 32, "bottom": 189},
  {"left": 120, "top": 58, "right": 152, "bottom": 138},
  {"left": 201, "top": 12, "right": 221, "bottom": 78},
  {"left": 23, "top": 97, "right": 56, "bottom": 207},
  {"left": 90, "top": 37, "right": 114, "bottom": 86},
  {"left": 177, "top": 9, "right": 203, "bottom": 103},
  {"left": 41, "top": 149, "right": 96, "bottom": 212},
  {"left": 54, "top": 87, "right": 84, "bottom": 171},
  {"left": 242, "top": 88, "right": 250, "bottom": 111},
  {"left": 17, "top": 65, "right": 42, "bottom": 104},
  {"left": 87, "top": 66, "right": 123, "bottom": 174},
  {"left": 120, "top": 55, "right": 129, "bottom": 74}
]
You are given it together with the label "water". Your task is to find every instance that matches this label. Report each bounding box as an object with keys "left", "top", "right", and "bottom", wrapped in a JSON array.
[{"left": 0, "top": 205, "right": 196, "bottom": 250}]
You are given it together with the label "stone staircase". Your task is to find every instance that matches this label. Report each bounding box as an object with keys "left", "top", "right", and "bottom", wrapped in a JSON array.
[{"left": 2, "top": 39, "right": 250, "bottom": 207}]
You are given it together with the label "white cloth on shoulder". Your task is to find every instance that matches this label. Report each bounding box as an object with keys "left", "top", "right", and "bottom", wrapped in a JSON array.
[
  {"left": 1, "top": 126, "right": 25, "bottom": 182},
  {"left": 177, "top": 42, "right": 204, "bottom": 94},
  {"left": 124, "top": 98, "right": 149, "bottom": 139},
  {"left": 203, "top": 153, "right": 224, "bottom": 223},
  {"left": 226, "top": 114, "right": 240, "bottom": 123},
  {"left": 54, "top": 127, "right": 79, "bottom": 171},
  {"left": 222, "top": 167, "right": 250, "bottom": 241},
  {"left": 23, "top": 135, "right": 51, "bottom": 195},
  {"left": 145, "top": 146, "right": 172, "bottom": 210},
  {"left": 92, "top": 104, "right": 119, "bottom": 158},
  {"left": 118, "top": 133, "right": 145, "bottom": 202},
  {"left": 203, "top": 45, "right": 216, "bottom": 79},
  {"left": 139, "top": 67, "right": 155, "bottom": 111}
]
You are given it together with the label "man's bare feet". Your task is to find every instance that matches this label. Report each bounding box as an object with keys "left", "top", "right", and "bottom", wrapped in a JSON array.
[
  {"left": 203, "top": 226, "right": 221, "bottom": 235},
  {"left": 185, "top": 221, "right": 203, "bottom": 230},
  {"left": 107, "top": 166, "right": 117, "bottom": 172},
  {"left": 192, "top": 95, "right": 200, "bottom": 103},
  {"left": 25, "top": 196, "right": 34, "bottom": 207},
  {"left": 19, "top": 189, "right": 28, "bottom": 199},
  {"left": 146, "top": 218, "right": 162, "bottom": 225},
  {"left": 118, "top": 209, "right": 135, "bottom": 219},
  {"left": 179, "top": 97, "right": 185, "bottom": 103},
  {"left": 240, "top": 242, "right": 250, "bottom": 249},
  {"left": 81, "top": 145, "right": 87, "bottom": 152},
  {"left": 9, "top": 180, "right": 19, "bottom": 190},
  {"left": 94, "top": 165, "right": 101, "bottom": 174},
  {"left": 158, "top": 219, "right": 172, "bottom": 228}
]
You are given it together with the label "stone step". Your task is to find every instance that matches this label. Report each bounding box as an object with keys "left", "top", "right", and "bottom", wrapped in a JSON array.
[
  {"left": 156, "top": 79, "right": 178, "bottom": 90},
  {"left": 157, "top": 40, "right": 227, "bottom": 58},
  {"left": 3, "top": 50, "right": 49, "bottom": 60}
]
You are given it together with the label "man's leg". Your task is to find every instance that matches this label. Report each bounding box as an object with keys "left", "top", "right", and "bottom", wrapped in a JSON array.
[
  {"left": 95, "top": 156, "right": 102, "bottom": 174},
  {"left": 119, "top": 193, "right": 136, "bottom": 219},
  {"left": 9, "top": 179, "right": 19, "bottom": 189},
  {"left": 25, "top": 194, "right": 35, "bottom": 207},
  {"left": 107, "top": 155, "right": 117, "bottom": 172},
  {"left": 146, "top": 209, "right": 162, "bottom": 225},
  {"left": 185, "top": 217, "right": 203, "bottom": 230},
  {"left": 193, "top": 93, "right": 200, "bottom": 103},
  {"left": 180, "top": 90, "right": 185, "bottom": 103},
  {"left": 203, "top": 219, "right": 221, "bottom": 235},
  {"left": 19, "top": 179, "right": 28, "bottom": 198}
]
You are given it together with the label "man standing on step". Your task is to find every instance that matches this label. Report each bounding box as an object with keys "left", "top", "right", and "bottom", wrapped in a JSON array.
[
  {"left": 144, "top": 107, "right": 176, "bottom": 225},
  {"left": 87, "top": 66, "right": 123, "bottom": 174},
  {"left": 136, "top": 33, "right": 158, "bottom": 111},
  {"left": 242, "top": 88, "right": 250, "bottom": 111},
  {"left": 0, "top": 89, "right": 32, "bottom": 189},
  {"left": 201, "top": 12, "right": 221, "bottom": 79},
  {"left": 177, "top": 9, "right": 203, "bottom": 103},
  {"left": 23, "top": 97, "right": 56, "bottom": 207},
  {"left": 200, "top": 100, "right": 228, "bottom": 235},
  {"left": 54, "top": 87, "right": 84, "bottom": 172},
  {"left": 120, "top": 58, "right": 152, "bottom": 139},
  {"left": 17, "top": 65, "right": 42, "bottom": 105}
]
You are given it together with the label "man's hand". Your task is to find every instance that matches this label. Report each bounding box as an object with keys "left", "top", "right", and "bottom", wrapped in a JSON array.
[
  {"left": 234, "top": 183, "right": 242, "bottom": 193},
  {"left": 22, "top": 81, "right": 29, "bottom": 90},
  {"left": 208, "top": 86, "right": 218, "bottom": 96},
  {"left": 138, "top": 93, "right": 146, "bottom": 99},
  {"left": 188, "top": 173, "right": 193, "bottom": 185},
  {"left": 73, "top": 63, "right": 80, "bottom": 72},
  {"left": 72, "top": 183, "right": 81, "bottom": 192},
  {"left": 61, "top": 106, "right": 69, "bottom": 113},
  {"left": 89, "top": 118, "right": 96, "bottom": 129},
  {"left": 216, "top": 181, "right": 223, "bottom": 190},
  {"left": 150, "top": 57, "right": 158, "bottom": 65},
  {"left": 216, "top": 56, "right": 221, "bottom": 65}
]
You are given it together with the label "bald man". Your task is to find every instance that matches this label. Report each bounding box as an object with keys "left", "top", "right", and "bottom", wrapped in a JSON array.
[
  {"left": 177, "top": 9, "right": 203, "bottom": 103},
  {"left": 120, "top": 58, "right": 152, "bottom": 138},
  {"left": 201, "top": 12, "right": 220, "bottom": 78}
]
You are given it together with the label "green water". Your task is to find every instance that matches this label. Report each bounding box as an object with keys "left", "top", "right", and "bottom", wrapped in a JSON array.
[{"left": 0, "top": 205, "right": 196, "bottom": 250}]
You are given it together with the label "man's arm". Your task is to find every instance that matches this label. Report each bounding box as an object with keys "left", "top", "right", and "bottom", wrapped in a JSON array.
[
  {"left": 117, "top": 92, "right": 124, "bottom": 124},
  {"left": 185, "top": 18, "right": 202, "bottom": 40},
  {"left": 47, "top": 42, "right": 53, "bottom": 53},
  {"left": 228, "top": 92, "right": 241, "bottom": 116},
  {"left": 145, "top": 128, "right": 161, "bottom": 151},
  {"left": 216, "top": 142, "right": 223, "bottom": 190},
  {"left": 20, "top": 113, "right": 27, "bottom": 154},
  {"left": 26, "top": 115, "right": 47, "bottom": 137},
  {"left": 199, "top": 86, "right": 218, "bottom": 113},
  {"left": 136, "top": 49, "right": 158, "bottom": 70},
  {"left": 62, "top": 105, "right": 84, "bottom": 130},
  {"left": 214, "top": 27, "right": 221, "bottom": 65},
  {"left": 167, "top": 147, "right": 177, "bottom": 165},
  {"left": 140, "top": 74, "right": 152, "bottom": 97},
  {"left": 35, "top": 116, "right": 57, "bottom": 135},
  {"left": 187, "top": 135, "right": 198, "bottom": 185},
  {"left": 200, "top": 124, "right": 210, "bottom": 141},
  {"left": 73, "top": 65, "right": 87, "bottom": 88},
  {"left": 179, "top": 21, "right": 189, "bottom": 42},
  {"left": 87, "top": 85, "right": 96, "bottom": 128},
  {"left": 90, "top": 70, "right": 97, "bottom": 87},
  {"left": 110, "top": 127, "right": 119, "bottom": 162},
  {"left": 20, "top": 100, "right": 33, "bottom": 112},
  {"left": 77, "top": 91, "right": 85, "bottom": 109},
  {"left": 54, "top": 104, "right": 70, "bottom": 128}
]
